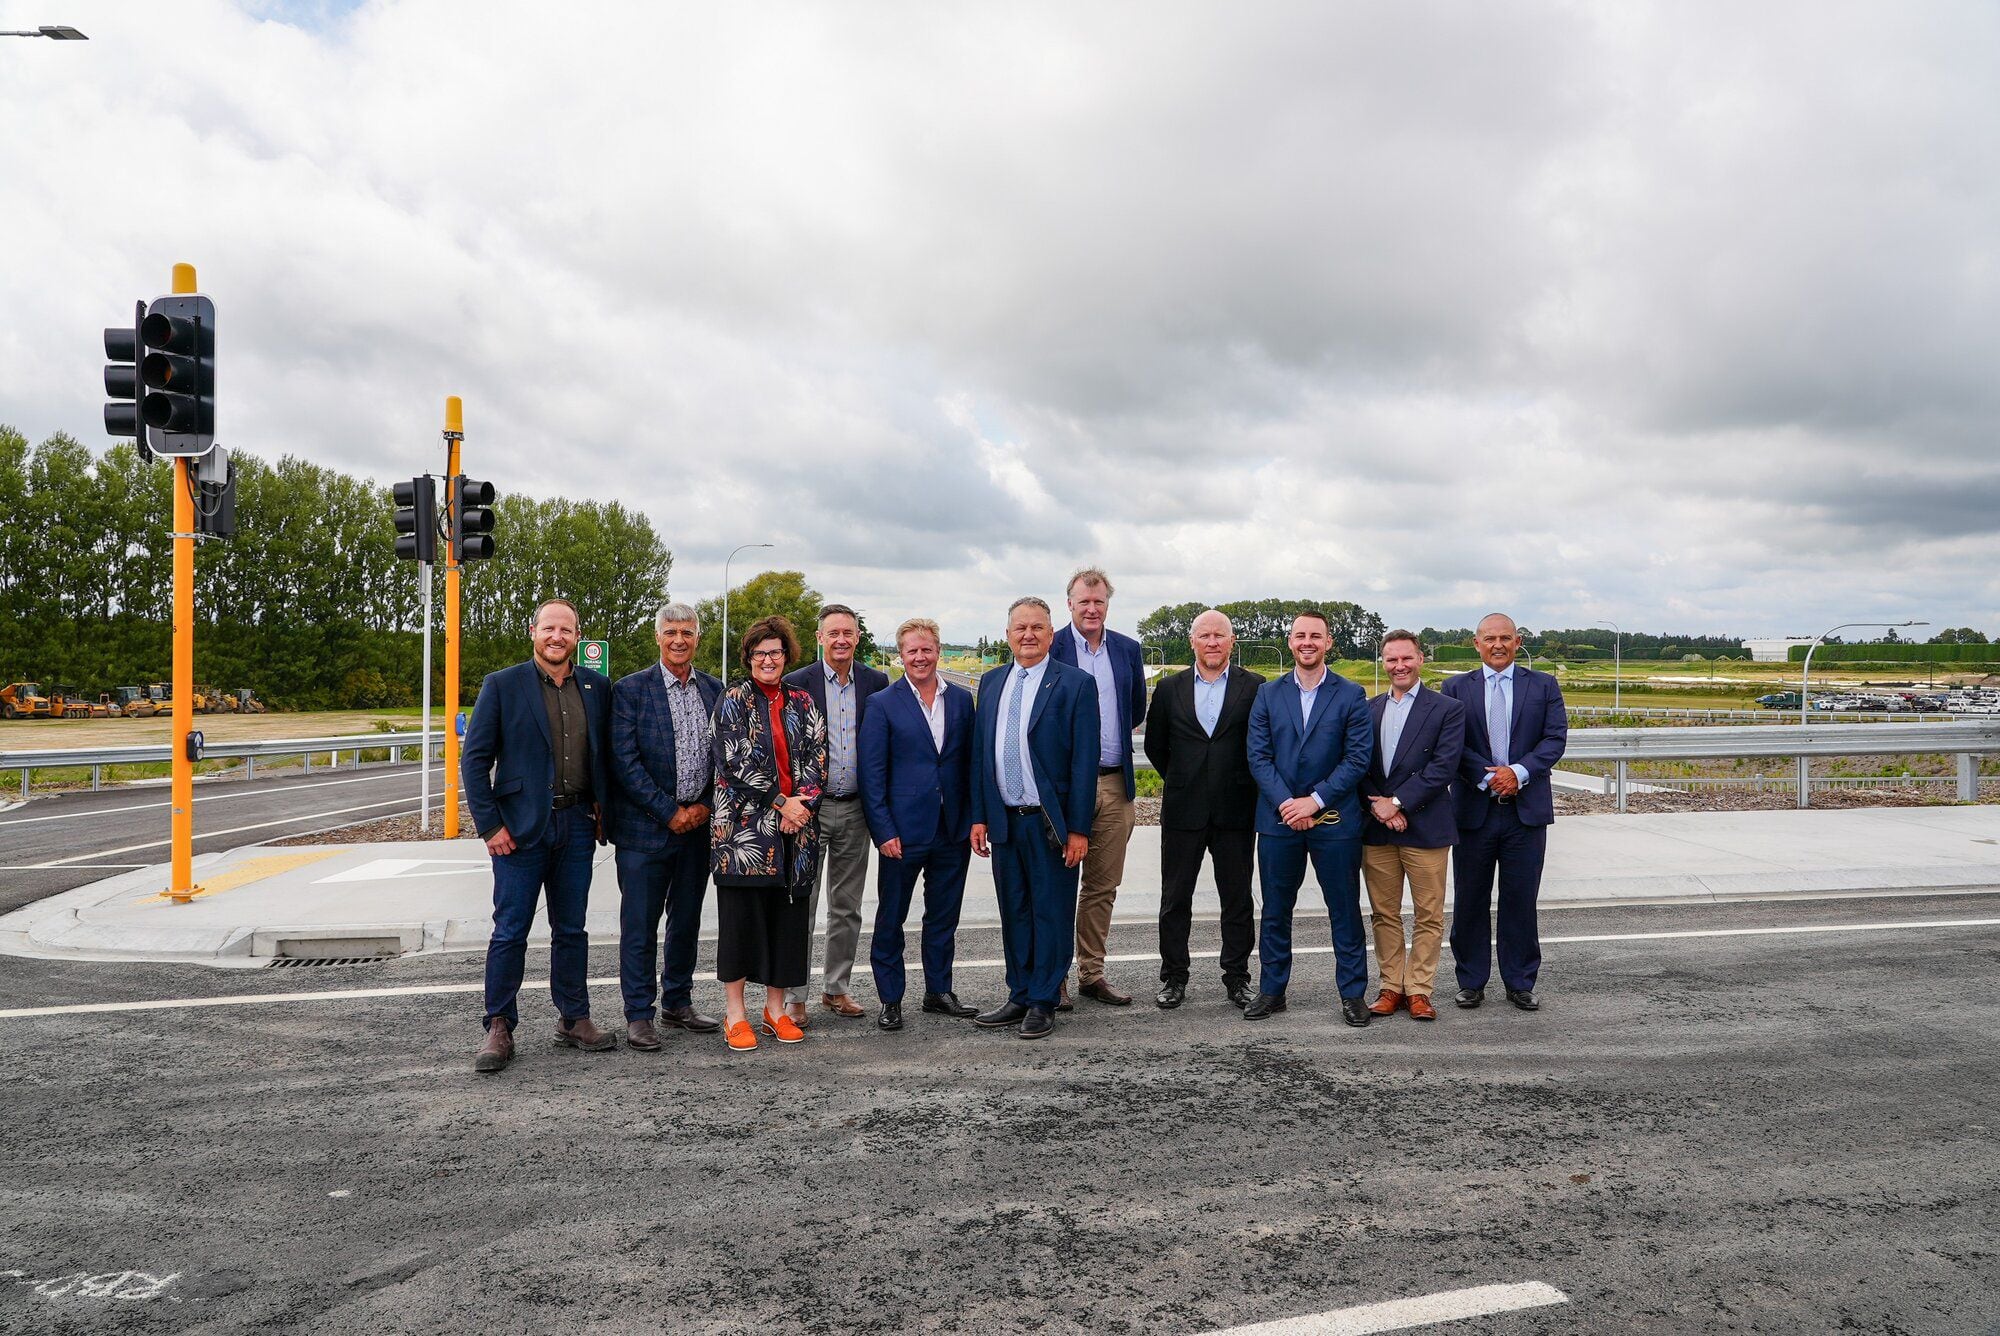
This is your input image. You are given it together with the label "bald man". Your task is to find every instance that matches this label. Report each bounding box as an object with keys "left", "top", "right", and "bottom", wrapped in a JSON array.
[{"left": 1142, "top": 610, "right": 1265, "bottom": 1009}]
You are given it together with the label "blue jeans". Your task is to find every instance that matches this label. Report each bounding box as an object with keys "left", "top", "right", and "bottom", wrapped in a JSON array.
[
  {"left": 1256, "top": 827, "right": 1366, "bottom": 999},
  {"left": 870, "top": 840, "right": 971, "bottom": 1003},
  {"left": 615, "top": 830, "right": 712, "bottom": 1020},
  {"left": 483, "top": 805, "right": 597, "bottom": 1030}
]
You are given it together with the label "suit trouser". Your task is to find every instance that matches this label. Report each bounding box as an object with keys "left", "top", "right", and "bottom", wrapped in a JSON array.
[
  {"left": 1256, "top": 826, "right": 1367, "bottom": 999},
  {"left": 870, "top": 839, "right": 971, "bottom": 1004},
  {"left": 1075, "top": 771, "right": 1136, "bottom": 983},
  {"left": 992, "top": 807, "right": 1080, "bottom": 1010},
  {"left": 789, "top": 795, "right": 870, "bottom": 1005},
  {"left": 1450, "top": 799, "right": 1547, "bottom": 993},
  {"left": 614, "top": 828, "right": 712, "bottom": 1020},
  {"left": 1157, "top": 824, "right": 1257, "bottom": 986},
  {"left": 1361, "top": 843, "right": 1451, "bottom": 997},
  {"left": 484, "top": 806, "right": 596, "bottom": 1030}
]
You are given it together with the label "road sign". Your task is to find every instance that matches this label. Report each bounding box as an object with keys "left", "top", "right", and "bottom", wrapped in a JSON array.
[{"left": 579, "top": 640, "right": 609, "bottom": 676}]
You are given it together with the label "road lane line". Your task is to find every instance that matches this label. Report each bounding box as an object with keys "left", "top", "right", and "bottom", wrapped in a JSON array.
[
  {"left": 1, "top": 916, "right": 1995, "bottom": 1020},
  {"left": 31, "top": 797, "right": 431, "bottom": 867},
  {"left": 1194, "top": 1281, "right": 1568, "bottom": 1335},
  {"left": 0, "top": 769, "right": 421, "bottom": 828}
]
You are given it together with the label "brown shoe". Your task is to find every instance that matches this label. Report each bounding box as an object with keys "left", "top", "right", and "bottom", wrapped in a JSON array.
[
  {"left": 1057, "top": 981, "right": 1073, "bottom": 1013},
  {"left": 1369, "top": 989, "right": 1404, "bottom": 1017},
  {"left": 553, "top": 1016, "right": 617, "bottom": 1051},
  {"left": 820, "top": 992, "right": 866, "bottom": 1018},
  {"left": 1408, "top": 994, "right": 1436, "bottom": 1021},
  {"left": 474, "top": 1021, "right": 514, "bottom": 1073},
  {"left": 1079, "top": 979, "right": 1133, "bottom": 1006},
  {"left": 625, "top": 1017, "right": 661, "bottom": 1051}
]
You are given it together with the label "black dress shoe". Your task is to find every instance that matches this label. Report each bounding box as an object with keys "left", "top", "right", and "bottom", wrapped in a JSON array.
[
  {"left": 1019, "top": 1006, "right": 1054, "bottom": 1040},
  {"left": 1242, "top": 993, "right": 1287, "bottom": 1021},
  {"left": 1225, "top": 981, "right": 1253, "bottom": 1009},
  {"left": 1056, "top": 982, "right": 1073, "bottom": 1013},
  {"left": 1506, "top": 988, "right": 1540, "bottom": 1011},
  {"left": 974, "top": 1001, "right": 1029, "bottom": 1029},
  {"left": 1156, "top": 980, "right": 1186, "bottom": 1009},
  {"left": 921, "top": 991, "right": 978, "bottom": 1018},
  {"left": 1341, "top": 997, "right": 1371, "bottom": 1028},
  {"left": 877, "top": 1002, "right": 903, "bottom": 1031},
  {"left": 1454, "top": 987, "right": 1485, "bottom": 1009},
  {"left": 660, "top": 1004, "right": 721, "bottom": 1034}
]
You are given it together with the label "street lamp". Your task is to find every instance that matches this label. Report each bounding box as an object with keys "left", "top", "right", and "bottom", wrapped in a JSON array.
[
  {"left": 1603, "top": 620, "right": 1622, "bottom": 711},
  {"left": 0, "top": 25, "right": 88, "bottom": 38},
  {"left": 1796, "top": 618, "right": 1927, "bottom": 810},
  {"left": 719, "top": 541, "right": 774, "bottom": 687}
]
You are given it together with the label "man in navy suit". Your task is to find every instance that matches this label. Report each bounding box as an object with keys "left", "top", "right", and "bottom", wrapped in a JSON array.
[
  {"left": 858, "top": 617, "right": 979, "bottom": 1031},
  {"left": 462, "top": 597, "right": 616, "bottom": 1073},
  {"left": 1439, "top": 613, "right": 1570, "bottom": 1011},
  {"left": 1049, "top": 568, "right": 1149, "bottom": 1007},
  {"left": 1244, "top": 610, "right": 1375, "bottom": 1027},
  {"left": 783, "top": 604, "right": 891, "bottom": 1024},
  {"left": 969, "top": 596, "right": 1100, "bottom": 1040},
  {"left": 608, "top": 601, "right": 724, "bottom": 1051},
  {"left": 1360, "top": 630, "right": 1466, "bottom": 1022}
]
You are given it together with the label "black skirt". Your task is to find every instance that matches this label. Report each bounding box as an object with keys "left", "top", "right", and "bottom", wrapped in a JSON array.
[{"left": 714, "top": 884, "right": 811, "bottom": 988}]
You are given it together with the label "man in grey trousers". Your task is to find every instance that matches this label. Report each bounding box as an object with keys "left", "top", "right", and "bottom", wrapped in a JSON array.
[{"left": 784, "top": 604, "right": 890, "bottom": 1023}]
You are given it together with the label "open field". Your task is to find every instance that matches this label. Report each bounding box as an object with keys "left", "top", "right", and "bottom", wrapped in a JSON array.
[{"left": 0, "top": 708, "right": 421, "bottom": 752}]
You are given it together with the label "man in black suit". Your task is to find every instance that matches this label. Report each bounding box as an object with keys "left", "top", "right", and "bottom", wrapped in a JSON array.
[
  {"left": 783, "top": 603, "right": 890, "bottom": 1024},
  {"left": 1360, "top": 630, "right": 1466, "bottom": 1022},
  {"left": 1142, "top": 609, "right": 1265, "bottom": 1010}
]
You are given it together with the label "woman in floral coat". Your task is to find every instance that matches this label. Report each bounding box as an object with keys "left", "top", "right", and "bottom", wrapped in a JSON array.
[{"left": 709, "top": 614, "right": 828, "bottom": 1052}]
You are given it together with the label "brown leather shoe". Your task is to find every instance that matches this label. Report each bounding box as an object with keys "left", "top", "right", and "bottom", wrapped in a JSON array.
[
  {"left": 1369, "top": 989, "right": 1404, "bottom": 1017},
  {"left": 553, "top": 1016, "right": 617, "bottom": 1051},
  {"left": 625, "top": 1017, "right": 661, "bottom": 1051},
  {"left": 1408, "top": 994, "right": 1436, "bottom": 1021},
  {"left": 1079, "top": 979, "right": 1133, "bottom": 1006},
  {"left": 1057, "top": 981, "right": 1073, "bottom": 1013},
  {"left": 474, "top": 1021, "right": 514, "bottom": 1073},
  {"left": 821, "top": 992, "right": 866, "bottom": 1018}
]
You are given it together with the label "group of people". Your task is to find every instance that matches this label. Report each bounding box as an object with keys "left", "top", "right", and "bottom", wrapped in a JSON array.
[{"left": 458, "top": 570, "right": 1568, "bottom": 1072}]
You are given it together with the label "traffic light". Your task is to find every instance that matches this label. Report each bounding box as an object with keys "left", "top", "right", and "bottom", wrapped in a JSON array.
[
  {"left": 139, "top": 293, "right": 216, "bottom": 457},
  {"left": 103, "top": 301, "right": 148, "bottom": 457},
  {"left": 452, "top": 476, "right": 496, "bottom": 562},
  {"left": 393, "top": 476, "right": 438, "bottom": 563}
]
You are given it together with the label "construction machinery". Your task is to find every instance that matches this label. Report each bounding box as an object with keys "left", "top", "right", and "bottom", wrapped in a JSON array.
[
  {"left": 49, "top": 684, "right": 110, "bottom": 718},
  {"left": 196, "top": 684, "right": 231, "bottom": 714},
  {"left": 1, "top": 682, "right": 53, "bottom": 719},
  {"left": 110, "top": 684, "right": 167, "bottom": 719},
  {"left": 233, "top": 688, "right": 267, "bottom": 714}
]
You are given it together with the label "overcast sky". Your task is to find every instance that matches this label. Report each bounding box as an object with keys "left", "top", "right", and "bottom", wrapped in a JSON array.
[{"left": 3, "top": 0, "right": 1995, "bottom": 644}]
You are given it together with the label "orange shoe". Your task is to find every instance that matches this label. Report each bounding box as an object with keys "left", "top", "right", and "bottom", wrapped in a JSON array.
[
  {"left": 760, "top": 1009, "right": 806, "bottom": 1044},
  {"left": 724, "top": 1019, "right": 759, "bottom": 1051}
]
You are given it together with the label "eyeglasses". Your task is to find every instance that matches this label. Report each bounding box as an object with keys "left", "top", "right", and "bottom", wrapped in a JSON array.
[{"left": 748, "top": 649, "right": 786, "bottom": 662}]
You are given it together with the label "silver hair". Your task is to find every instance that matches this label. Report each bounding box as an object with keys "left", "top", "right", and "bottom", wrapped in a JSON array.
[
  {"left": 655, "top": 601, "right": 700, "bottom": 633},
  {"left": 1007, "top": 595, "right": 1053, "bottom": 621}
]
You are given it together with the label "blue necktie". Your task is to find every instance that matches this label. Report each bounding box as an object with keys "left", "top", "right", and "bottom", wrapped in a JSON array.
[
  {"left": 1002, "top": 668, "right": 1028, "bottom": 802},
  {"left": 1487, "top": 675, "right": 1511, "bottom": 768}
]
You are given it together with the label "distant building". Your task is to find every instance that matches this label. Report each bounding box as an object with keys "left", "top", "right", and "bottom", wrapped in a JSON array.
[{"left": 1741, "top": 637, "right": 1816, "bottom": 663}]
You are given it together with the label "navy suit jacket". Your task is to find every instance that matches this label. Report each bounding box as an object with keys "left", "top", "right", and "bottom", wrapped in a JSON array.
[
  {"left": 1246, "top": 670, "right": 1373, "bottom": 839},
  {"left": 606, "top": 663, "right": 724, "bottom": 852},
  {"left": 1360, "top": 686, "right": 1466, "bottom": 848},
  {"left": 1049, "top": 624, "right": 1148, "bottom": 800},
  {"left": 1440, "top": 664, "right": 1569, "bottom": 828},
  {"left": 857, "top": 676, "right": 976, "bottom": 850},
  {"left": 969, "top": 658, "right": 1100, "bottom": 846},
  {"left": 461, "top": 659, "right": 613, "bottom": 848}
]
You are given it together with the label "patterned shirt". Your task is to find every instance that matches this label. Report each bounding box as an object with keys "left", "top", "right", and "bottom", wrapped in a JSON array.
[{"left": 660, "top": 663, "right": 712, "bottom": 802}]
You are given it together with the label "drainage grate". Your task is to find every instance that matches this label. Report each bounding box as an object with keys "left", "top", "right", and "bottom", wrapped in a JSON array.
[{"left": 264, "top": 956, "right": 389, "bottom": 969}]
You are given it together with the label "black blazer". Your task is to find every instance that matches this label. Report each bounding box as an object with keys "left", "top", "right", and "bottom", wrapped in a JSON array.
[
  {"left": 1142, "top": 665, "right": 1265, "bottom": 831},
  {"left": 1360, "top": 686, "right": 1466, "bottom": 848}
]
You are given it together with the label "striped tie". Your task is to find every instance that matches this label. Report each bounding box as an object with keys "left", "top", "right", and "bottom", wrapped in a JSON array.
[{"left": 1002, "top": 668, "right": 1028, "bottom": 802}]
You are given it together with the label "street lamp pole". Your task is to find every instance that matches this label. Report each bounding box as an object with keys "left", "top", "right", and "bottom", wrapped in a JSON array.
[
  {"left": 1797, "top": 618, "right": 1927, "bottom": 809},
  {"left": 0, "top": 25, "right": 88, "bottom": 38},
  {"left": 1603, "top": 620, "right": 1622, "bottom": 712},
  {"left": 719, "top": 541, "right": 774, "bottom": 687}
]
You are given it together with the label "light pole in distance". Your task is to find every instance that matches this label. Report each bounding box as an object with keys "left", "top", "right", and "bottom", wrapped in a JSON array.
[{"left": 720, "top": 541, "right": 774, "bottom": 686}]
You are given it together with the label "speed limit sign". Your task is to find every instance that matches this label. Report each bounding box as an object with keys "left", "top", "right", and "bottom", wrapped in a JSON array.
[{"left": 579, "top": 640, "right": 609, "bottom": 675}]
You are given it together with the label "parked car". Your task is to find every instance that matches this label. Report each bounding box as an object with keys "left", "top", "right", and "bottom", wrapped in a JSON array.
[{"left": 1756, "top": 692, "right": 1804, "bottom": 710}]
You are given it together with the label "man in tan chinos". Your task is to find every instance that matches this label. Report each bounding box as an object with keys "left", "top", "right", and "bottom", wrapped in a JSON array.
[
  {"left": 1048, "top": 568, "right": 1149, "bottom": 1007},
  {"left": 1360, "top": 631, "right": 1466, "bottom": 1021}
]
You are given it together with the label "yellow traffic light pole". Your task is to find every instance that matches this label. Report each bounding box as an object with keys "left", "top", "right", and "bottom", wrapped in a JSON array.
[
  {"left": 442, "top": 396, "right": 464, "bottom": 839},
  {"left": 167, "top": 262, "right": 200, "bottom": 902}
]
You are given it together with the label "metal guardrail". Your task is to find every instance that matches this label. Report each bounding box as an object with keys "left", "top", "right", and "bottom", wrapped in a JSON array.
[
  {"left": 1, "top": 732, "right": 441, "bottom": 799},
  {"left": 1563, "top": 705, "right": 1970, "bottom": 723}
]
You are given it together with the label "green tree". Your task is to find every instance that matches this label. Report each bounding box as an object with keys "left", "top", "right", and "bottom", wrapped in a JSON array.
[
  {"left": 1930, "top": 627, "right": 1990, "bottom": 644},
  {"left": 694, "top": 570, "right": 825, "bottom": 677}
]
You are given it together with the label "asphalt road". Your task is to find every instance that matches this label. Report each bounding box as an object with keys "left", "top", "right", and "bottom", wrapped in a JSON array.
[
  {"left": 0, "top": 765, "right": 433, "bottom": 915},
  {"left": 3, "top": 893, "right": 1997, "bottom": 1334}
]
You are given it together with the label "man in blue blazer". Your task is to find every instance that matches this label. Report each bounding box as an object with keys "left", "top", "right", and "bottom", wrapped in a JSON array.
[
  {"left": 969, "top": 596, "right": 1100, "bottom": 1040},
  {"left": 608, "top": 602, "right": 725, "bottom": 1050},
  {"left": 1244, "top": 610, "right": 1375, "bottom": 1027},
  {"left": 1049, "top": 567, "right": 1149, "bottom": 1006},
  {"left": 462, "top": 597, "right": 616, "bottom": 1073},
  {"left": 1360, "top": 630, "right": 1466, "bottom": 1022},
  {"left": 1439, "top": 613, "right": 1570, "bottom": 1011},
  {"left": 783, "top": 604, "right": 892, "bottom": 1024},
  {"left": 857, "top": 617, "right": 979, "bottom": 1032}
]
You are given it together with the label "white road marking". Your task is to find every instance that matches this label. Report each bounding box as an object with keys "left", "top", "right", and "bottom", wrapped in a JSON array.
[
  {"left": 29, "top": 797, "right": 428, "bottom": 867},
  {"left": 0, "top": 768, "right": 418, "bottom": 828},
  {"left": 0, "top": 916, "right": 1995, "bottom": 1020},
  {"left": 1196, "top": 1281, "right": 1568, "bottom": 1335},
  {"left": 0, "top": 863, "right": 146, "bottom": 871},
  {"left": 316, "top": 857, "right": 487, "bottom": 884}
]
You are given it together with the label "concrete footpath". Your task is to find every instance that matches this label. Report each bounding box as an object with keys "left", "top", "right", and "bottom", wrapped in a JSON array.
[{"left": 4, "top": 805, "right": 1998, "bottom": 967}]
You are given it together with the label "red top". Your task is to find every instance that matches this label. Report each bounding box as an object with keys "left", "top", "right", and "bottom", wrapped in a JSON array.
[{"left": 758, "top": 681, "right": 793, "bottom": 797}]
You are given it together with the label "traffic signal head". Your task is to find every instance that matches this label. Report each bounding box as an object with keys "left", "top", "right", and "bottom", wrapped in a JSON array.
[
  {"left": 452, "top": 476, "right": 497, "bottom": 562},
  {"left": 103, "top": 301, "right": 146, "bottom": 449},
  {"left": 139, "top": 294, "right": 215, "bottom": 457},
  {"left": 393, "top": 476, "right": 438, "bottom": 563}
]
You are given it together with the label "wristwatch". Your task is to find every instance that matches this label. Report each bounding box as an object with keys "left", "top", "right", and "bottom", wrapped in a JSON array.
[{"left": 1389, "top": 796, "right": 1403, "bottom": 810}]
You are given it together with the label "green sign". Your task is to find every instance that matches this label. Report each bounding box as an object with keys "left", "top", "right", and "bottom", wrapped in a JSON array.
[{"left": 578, "top": 640, "right": 610, "bottom": 676}]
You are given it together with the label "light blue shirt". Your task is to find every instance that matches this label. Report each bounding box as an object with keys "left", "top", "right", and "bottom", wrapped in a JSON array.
[
  {"left": 1193, "top": 665, "right": 1228, "bottom": 737},
  {"left": 1380, "top": 682, "right": 1420, "bottom": 772},
  {"left": 998, "top": 658, "right": 1049, "bottom": 806},
  {"left": 1294, "top": 668, "right": 1325, "bottom": 729},
  {"left": 1074, "top": 630, "right": 1124, "bottom": 767},
  {"left": 1480, "top": 665, "right": 1530, "bottom": 791},
  {"left": 824, "top": 662, "right": 858, "bottom": 797}
]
